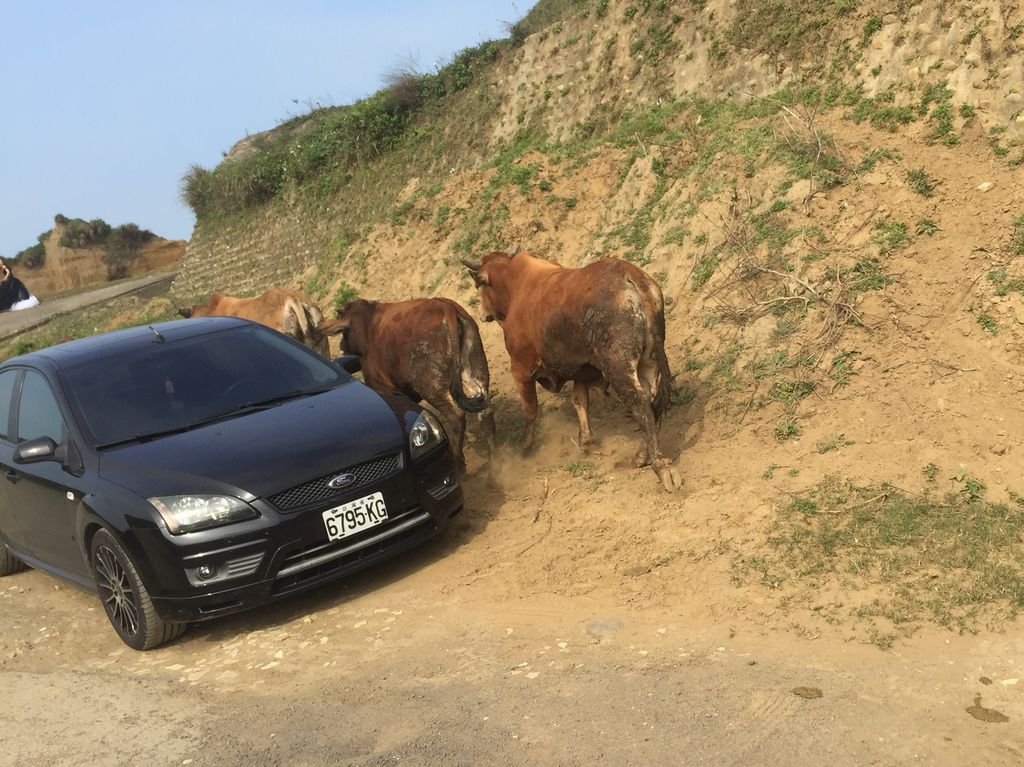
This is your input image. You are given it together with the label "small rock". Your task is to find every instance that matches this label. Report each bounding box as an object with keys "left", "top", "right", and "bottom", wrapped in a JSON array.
[
  {"left": 990, "top": 444, "right": 1008, "bottom": 456},
  {"left": 980, "top": 676, "right": 993, "bottom": 685},
  {"left": 792, "top": 686, "right": 823, "bottom": 699},
  {"left": 976, "top": 181, "right": 995, "bottom": 192}
]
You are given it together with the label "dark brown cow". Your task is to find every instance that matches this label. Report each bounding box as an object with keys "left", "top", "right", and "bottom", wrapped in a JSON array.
[
  {"left": 462, "top": 251, "right": 680, "bottom": 491},
  {"left": 178, "top": 288, "right": 328, "bottom": 356},
  {"left": 317, "top": 298, "right": 495, "bottom": 473}
]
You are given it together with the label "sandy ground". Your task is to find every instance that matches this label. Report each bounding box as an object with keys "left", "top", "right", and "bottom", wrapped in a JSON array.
[{"left": 2, "top": 463, "right": 1022, "bottom": 766}]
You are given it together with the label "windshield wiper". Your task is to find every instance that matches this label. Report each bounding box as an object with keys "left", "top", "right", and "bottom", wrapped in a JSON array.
[{"left": 217, "top": 386, "right": 336, "bottom": 416}]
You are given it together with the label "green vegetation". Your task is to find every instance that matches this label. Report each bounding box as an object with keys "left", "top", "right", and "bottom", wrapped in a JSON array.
[
  {"left": 13, "top": 233, "right": 49, "bottom": 269},
  {"left": 1013, "top": 215, "right": 1024, "bottom": 256},
  {"left": 729, "top": 0, "right": 856, "bottom": 64},
  {"left": 815, "top": 433, "right": 853, "bottom": 454},
  {"left": 857, "top": 147, "right": 900, "bottom": 173},
  {"left": 333, "top": 282, "right": 359, "bottom": 311},
  {"left": 181, "top": 38, "right": 504, "bottom": 220},
  {"left": 773, "top": 418, "right": 800, "bottom": 441},
  {"left": 977, "top": 313, "right": 999, "bottom": 335},
  {"left": 872, "top": 218, "right": 909, "bottom": 256},
  {"left": 735, "top": 478, "right": 1024, "bottom": 639},
  {"left": 905, "top": 168, "right": 935, "bottom": 197}
]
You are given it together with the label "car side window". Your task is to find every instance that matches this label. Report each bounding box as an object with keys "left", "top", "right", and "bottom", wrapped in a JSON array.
[
  {"left": 17, "top": 371, "right": 66, "bottom": 444},
  {"left": 0, "top": 370, "right": 18, "bottom": 441}
]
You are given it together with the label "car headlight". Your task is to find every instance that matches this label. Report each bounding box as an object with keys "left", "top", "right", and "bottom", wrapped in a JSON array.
[
  {"left": 149, "top": 494, "right": 259, "bottom": 535},
  {"left": 409, "top": 411, "right": 446, "bottom": 461}
]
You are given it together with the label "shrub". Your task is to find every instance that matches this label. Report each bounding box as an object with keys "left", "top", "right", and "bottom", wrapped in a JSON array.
[
  {"left": 58, "top": 217, "right": 112, "bottom": 249},
  {"left": 103, "top": 223, "right": 155, "bottom": 280}
]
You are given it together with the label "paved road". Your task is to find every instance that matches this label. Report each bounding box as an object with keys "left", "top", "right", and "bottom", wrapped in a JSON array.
[{"left": 0, "top": 271, "right": 177, "bottom": 341}]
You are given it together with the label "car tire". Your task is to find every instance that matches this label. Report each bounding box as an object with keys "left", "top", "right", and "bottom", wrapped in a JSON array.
[
  {"left": 0, "top": 541, "right": 27, "bottom": 575},
  {"left": 90, "top": 528, "right": 187, "bottom": 650}
]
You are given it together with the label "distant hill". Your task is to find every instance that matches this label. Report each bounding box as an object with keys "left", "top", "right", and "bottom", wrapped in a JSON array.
[{"left": 10, "top": 214, "right": 186, "bottom": 297}]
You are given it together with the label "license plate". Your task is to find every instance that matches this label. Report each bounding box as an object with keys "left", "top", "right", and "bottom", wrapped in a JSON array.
[{"left": 322, "top": 492, "right": 389, "bottom": 541}]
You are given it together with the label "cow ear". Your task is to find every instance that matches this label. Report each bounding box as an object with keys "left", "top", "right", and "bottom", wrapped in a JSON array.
[
  {"left": 316, "top": 318, "right": 350, "bottom": 336},
  {"left": 471, "top": 270, "right": 489, "bottom": 287},
  {"left": 178, "top": 307, "right": 193, "bottom": 318}
]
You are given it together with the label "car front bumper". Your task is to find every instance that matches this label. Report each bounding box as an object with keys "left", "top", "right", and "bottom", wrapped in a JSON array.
[{"left": 140, "top": 447, "right": 462, "bottom": 623}]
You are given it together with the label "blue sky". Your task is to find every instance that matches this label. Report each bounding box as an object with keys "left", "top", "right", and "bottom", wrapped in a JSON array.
[{"left": 0, "top": 1, "right": 535, "bottom": 257}]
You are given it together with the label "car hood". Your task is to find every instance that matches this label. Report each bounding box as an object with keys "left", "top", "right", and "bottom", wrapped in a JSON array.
[{"left": 98, "top": 381, "right": 408, "bottom": 500}]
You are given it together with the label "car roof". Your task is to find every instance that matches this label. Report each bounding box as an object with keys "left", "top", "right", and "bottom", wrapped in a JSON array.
[{"left": 3, "top": 317, "right": 255, "bottom": 370}]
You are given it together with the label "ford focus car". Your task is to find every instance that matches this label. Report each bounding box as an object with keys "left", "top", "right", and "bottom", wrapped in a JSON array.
[{"left": 0, "top": 317, "right": 462, "bottom": 649}]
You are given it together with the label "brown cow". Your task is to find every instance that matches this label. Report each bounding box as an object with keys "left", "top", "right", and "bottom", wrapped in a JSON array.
[
  {"left": 317, "top": 298, "right": 495, "bottom": 473},
  {"left": 178, "top": 288, "right": 328, "bottom": 356},
  {"left": 462, "top": 251, "right": 680, "bottom": 492}
]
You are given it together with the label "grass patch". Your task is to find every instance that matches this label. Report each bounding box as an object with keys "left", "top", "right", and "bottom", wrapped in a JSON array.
[
  {"left": 988, "top": 267, "right": 1024, "bottom": 297},
  {"left": 905, "top": 168, "right": 935, "bottom": 197},
  {"left": 816, "top": 433, "right": 854, "bottom": 453},
  {"left": 1013, "top": 215, "right": 1024, "bottom": 256},
  {"left": 977, "top": 313, "right": 999, "bottom": 335},
  {"left": 857, "top": 147, "right": 900, "bottom": 173},
  {"left": 773, "top": 418, "right": 800, "bottom": 442},
  {"left": 846, "top": 257, "right": 888, "bottom": 293},
  {"left": 742, "top": 479, "right": 1024, "bottom": 637},
  {"left": 873, "top": 218, "right": 909, "bottom": 256}
]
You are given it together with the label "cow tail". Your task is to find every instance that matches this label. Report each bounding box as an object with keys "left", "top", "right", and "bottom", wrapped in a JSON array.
[
  {"left": 303, "top": 302, "right": 329, "bottom": 356},
  {"left": 446, "top": 309, "right": 490, "bottom": 413},
  {"left": 628, "top": 274, "right": 673, "bottom": 422}
]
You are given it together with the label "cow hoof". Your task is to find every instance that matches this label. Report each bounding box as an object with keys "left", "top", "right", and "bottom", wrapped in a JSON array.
[{"left": 655, "top": 463, "right": 682, "bottom": 493}]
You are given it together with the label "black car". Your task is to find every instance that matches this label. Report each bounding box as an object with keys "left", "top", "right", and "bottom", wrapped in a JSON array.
[{"left": 0, "top": 317, "right": 462, "bottom": 650}]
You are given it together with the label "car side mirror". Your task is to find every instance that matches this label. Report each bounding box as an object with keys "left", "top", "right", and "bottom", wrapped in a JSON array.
[
  {"left": 14, "top": 436, "right": 58, "bottom": 464},
  {"left": 14, "top": 436, "right": 85, "bottom": 477},
  {"left": 334, "top": 355, "right": 362, "bottom": 375}
]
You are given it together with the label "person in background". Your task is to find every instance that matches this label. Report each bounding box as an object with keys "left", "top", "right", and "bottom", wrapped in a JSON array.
[{"left": 0, "top": 258, "right": 40, "bottom": 311}]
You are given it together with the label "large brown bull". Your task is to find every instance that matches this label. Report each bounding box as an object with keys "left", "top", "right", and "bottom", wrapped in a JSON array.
[
  {"left": 462, "top": 251, "right": 680, "bottom": 491},
  {"left": 317, "top": 298, "right": 495, "bottom": 473},
  {"left": 178, "top": 288, "right": 328, "bottom": 356}
]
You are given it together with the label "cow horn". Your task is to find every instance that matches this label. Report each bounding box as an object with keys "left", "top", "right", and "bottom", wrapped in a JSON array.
[
  {"left": 506, "top": 244, "right": 520, "bottom": 257},
  {"left": 461, "top": 258, "right": 482, "bottom": 271}
]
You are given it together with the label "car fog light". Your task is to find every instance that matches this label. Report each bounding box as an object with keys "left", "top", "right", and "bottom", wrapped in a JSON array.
[
  {"left": 427, "top": 472, "right": 459, "bottom": 500},
  {"left": 197, "top": 564, "right": 217, "bottom": 580}
]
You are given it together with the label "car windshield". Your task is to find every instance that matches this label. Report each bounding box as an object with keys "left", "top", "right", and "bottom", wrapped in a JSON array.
[{"left": 61, "top": 324, "right": 345, "bottom": 447}]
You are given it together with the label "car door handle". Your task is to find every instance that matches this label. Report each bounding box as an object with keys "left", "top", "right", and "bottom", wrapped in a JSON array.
[{"left": 2, "top": 467, "right": 19, "bottom": 483}]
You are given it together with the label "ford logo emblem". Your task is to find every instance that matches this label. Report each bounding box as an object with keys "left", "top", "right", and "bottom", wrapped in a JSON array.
[{"left": 328, "top": 473, "right": 356, "bottom": 490}]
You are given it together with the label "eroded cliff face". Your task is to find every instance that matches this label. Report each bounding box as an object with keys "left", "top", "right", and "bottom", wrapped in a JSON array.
[
  {"left": 20, "top": 223, "right": 185, "bottom": 297},
  {"left": 177, "top": 0, "right": 1023, "bottom": 301}
]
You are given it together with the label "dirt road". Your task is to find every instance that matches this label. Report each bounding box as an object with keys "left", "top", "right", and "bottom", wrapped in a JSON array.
[{"left": 2, "top": 469, "right": 1022, "bottom": 767}]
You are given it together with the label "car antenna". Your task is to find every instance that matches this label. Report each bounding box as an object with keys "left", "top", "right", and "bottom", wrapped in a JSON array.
[{"left": 148, "top": 325, "right": 166, "bottom": 344}]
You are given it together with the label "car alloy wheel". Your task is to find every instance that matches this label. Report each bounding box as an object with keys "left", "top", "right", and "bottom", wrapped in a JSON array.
[
  {"left": 90, "top": 529, "right": 186, "bottom": 650},
  {"left": 0, "top": 539, "right": 27, "bottom": 576}
]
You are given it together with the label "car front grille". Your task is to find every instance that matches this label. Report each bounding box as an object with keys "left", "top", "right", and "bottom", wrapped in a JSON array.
[{"left": 268, "top": 453, "right": 401, "bottom": 512}]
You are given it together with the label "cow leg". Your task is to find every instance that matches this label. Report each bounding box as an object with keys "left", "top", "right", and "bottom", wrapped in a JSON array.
[
  {"left": 571, "top": 380, "right": 594, "bottom": 452},
  {"left": 512, "top": 374, "right": 539, "bottom": 452},
  {"left": 607, "top": 368, "right": 681, "bottom": 492},
  {"left": 436, "top": 400, "right": 467, "bottom": 474},
  {"left": 477, "top": 407, "right": 496, "bottom": 459}
]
